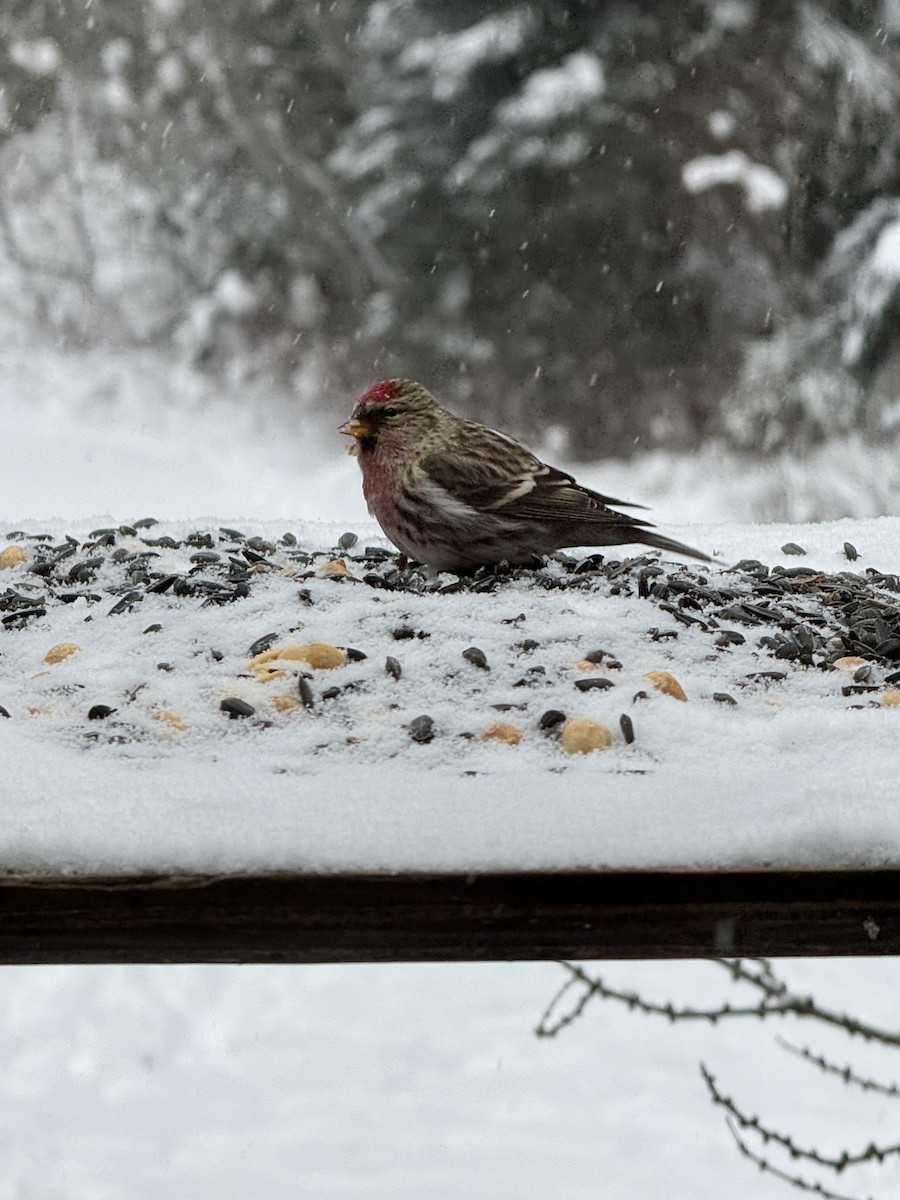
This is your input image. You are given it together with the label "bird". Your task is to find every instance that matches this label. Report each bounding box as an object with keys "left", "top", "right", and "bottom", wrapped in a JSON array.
[{"left": 339, "top": 379, "right": 710, "bottom": 572}]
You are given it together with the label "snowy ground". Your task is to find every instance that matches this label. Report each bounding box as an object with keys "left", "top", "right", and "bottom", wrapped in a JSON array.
[{"left": 1, "top": 347, "right": 899, "bottom": 1199}]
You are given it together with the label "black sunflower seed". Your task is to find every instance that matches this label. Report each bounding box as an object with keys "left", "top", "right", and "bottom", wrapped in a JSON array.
[
  {"left": 462, "top": 646, "right": 489, "bottom": 669},
  {"left": 248, "top": 632, "right": 279, "bottom": 657},
  {"left": 87, "top": 704, "right": 116, "bottom": 720},
  {"left": 2, "top": 607, "right": 45, "bottom": 628},
  {"left": 408, "top": 714, "right": 435, "bottom": 743},
  {"left": 220, "top": 697, "right": 255, "bottom": 719},
  {"left": 146, "top": 574, "right": 178, "bottom": 594},
  {"left": 575, "top": 677, "right": 615, "bottom": 692},
  {"left": 385, "top": 656, "right": 402, "bottom": 680},
  {"left": 715, "top": 630, "right": 746, "bottom": 647},
  {"left": 107, "top": 591, "right": 143, "bottom": 616},
  {"left": 582, "top": 648, "right": 612, "bottom": 664}
]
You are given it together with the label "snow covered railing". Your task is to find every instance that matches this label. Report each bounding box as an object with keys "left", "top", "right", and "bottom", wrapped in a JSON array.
[{"left": 1, "top": 516, "right": 899, "bottom": 962}]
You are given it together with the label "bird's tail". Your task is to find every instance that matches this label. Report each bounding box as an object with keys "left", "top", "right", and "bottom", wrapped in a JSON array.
[{"left": 639, "top": 531, "right": 712, "bottom": 563}]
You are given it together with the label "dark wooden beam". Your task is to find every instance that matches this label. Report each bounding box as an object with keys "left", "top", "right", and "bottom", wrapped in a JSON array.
[{"left": 0, "top": 869, "right": 897, "bottom": 963}]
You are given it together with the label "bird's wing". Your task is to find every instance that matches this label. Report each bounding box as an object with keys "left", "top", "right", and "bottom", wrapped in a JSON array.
[{"left": 421, "top": 421, "right": 653, "bottom": 527}]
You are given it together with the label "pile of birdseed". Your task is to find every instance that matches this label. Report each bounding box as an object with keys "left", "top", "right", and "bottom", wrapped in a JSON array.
[{"left": 0, "top": 520, "right": 899, "bottom": 759}]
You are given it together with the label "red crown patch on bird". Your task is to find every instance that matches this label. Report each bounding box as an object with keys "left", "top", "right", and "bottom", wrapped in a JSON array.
[{"left": 358, "top": 380, "right": 401, "bottom": 406}]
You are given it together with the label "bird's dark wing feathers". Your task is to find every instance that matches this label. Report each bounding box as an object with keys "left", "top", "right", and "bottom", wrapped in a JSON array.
[
  {"left": 421, "top": 422, "right": 652, "bottom": 529},
  {"left": 504, "top": 476, "right": 654, "bottom": 530}
]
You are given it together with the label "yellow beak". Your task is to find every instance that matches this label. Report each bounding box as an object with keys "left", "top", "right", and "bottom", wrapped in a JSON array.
[
  {"left": 339, "top": 417, "right": 370, "bottom": 456},
  {"left": 339, "top": 418, "right": 371, "bottom": 440}
]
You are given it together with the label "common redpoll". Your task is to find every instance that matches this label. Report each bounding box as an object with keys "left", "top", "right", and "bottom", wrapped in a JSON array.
[{"left": 340, "top": 379, "right": 710, "bottom": 571}]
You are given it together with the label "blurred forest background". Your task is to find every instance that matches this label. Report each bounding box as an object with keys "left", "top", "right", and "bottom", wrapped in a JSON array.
[{"left": 2, "top": 0, "right": 900, "bottom": 509}]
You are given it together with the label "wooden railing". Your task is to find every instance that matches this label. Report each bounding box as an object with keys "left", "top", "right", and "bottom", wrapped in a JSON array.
[{"left": 0, "top": 868, "right": 895, "bottom": 962}]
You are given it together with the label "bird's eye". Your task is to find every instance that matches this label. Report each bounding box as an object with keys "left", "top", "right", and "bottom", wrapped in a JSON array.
[{"left": 381, "top": 406, "right": 398, "bottom": 418}]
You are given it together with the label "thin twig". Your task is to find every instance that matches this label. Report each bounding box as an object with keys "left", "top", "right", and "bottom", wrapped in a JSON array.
[
  {"left": 538, "top": 962, "right": 900, "bottom": 1048},
  {"left": 702, "top": 1064, "right": 900, "bottom": 1173},
  {"left": 712, "top": 960, "right": 900, "bottom": 1048},
  {"left": 534, "top": 969, "right": 586, "bottom": 1037},
  {"left": 775, "top": 1037, "right": 900, "bottom": 1100},
  {"left": 538, "top": 961, "right": 823, "bottom": 1038},
  {"left": 725, "top": 1118, "right": 871, "bottom": 1200}
]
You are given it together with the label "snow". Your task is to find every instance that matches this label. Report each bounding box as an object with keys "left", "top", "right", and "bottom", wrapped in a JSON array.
[
  {"left": 800, "top": 3, "right": 899, "bottom": 110},
  {"left": 707, "top": 109, "right": 737, "bottom": 139},
  {"left": 448, "top": 51, "right": 604, "bottom": 190},
  {"left": 8, "top": 37, "right": 60, "bottom": 75},
  {"left": 0, "top": 346, "right": 368, "bottom": 524},
  {"left": 7, "top": 955, "right": 896, "bottom": 1200},
  {"left": 2, "top": 519, "right": 900, "bottom": 877},
  {"left": 2, "top": 346, "right": 900, "bottom": 1200},
  {"left": 495, "top": 51, "right": 606, "bottom": 126},
  {"left": 842, "top": 214, "right": 900, "bottom": 367},
  {"left": 574, "top": 434, "right": 900, "bottom": 524},
  {"left": 398, "top": 10, "right": 537, "bottom": 101},
  {"left": 682, "top": 150, "right": 789, "bottom": 213}
]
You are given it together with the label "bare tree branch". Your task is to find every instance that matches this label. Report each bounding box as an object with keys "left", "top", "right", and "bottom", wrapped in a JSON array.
[
  {"left": 711, "top": 960, "right": 900, "bottom": 1048},
  {"left": 537, "top": 961, "right": 900, "bottom": 1049},
  {"left": 537, "top": 960, "right": 820, "bottom": 1038},
  {"left": 197, "top": 17, "right": 398, "bottom": 294},
  {"left": 56, "top": 69, "right": 98, "bottom": 285},
  {"left": 701, "top": 1064, "right": 900, "bottom": 1174},
  {"left": 724, "top": 1119, "right": 871, "bottom": 1200},
  {"left": 0, "top": 171, "right": 91, "bottom": 287},
  {"left": 775, "top": 1037, "right": 900, "bottom": 1100}
]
